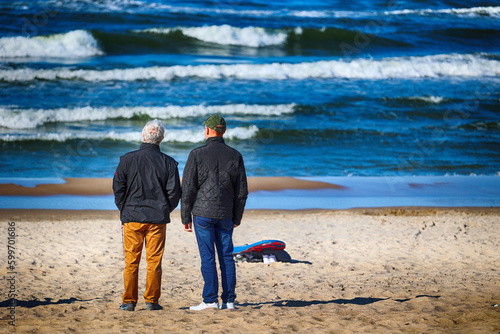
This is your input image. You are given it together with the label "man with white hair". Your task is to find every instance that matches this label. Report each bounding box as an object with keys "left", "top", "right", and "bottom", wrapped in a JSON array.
[{"left": 113, "top": 119, "right": 181, "bottom": 311}]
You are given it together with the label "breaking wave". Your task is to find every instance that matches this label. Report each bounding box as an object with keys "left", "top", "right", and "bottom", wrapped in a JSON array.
[
  {"left": 0, "top": 125, "right": 260, "bottom": 143},
  {"left": 0, "top": 30, "right": 103, "bottom": 58},
  {"left": 385, "top": 6, "right": 500, "bottom": 18},
  {"left": 135, "top": 25, "right": 292, "bottom": 47},
  {"left": 96, "top": 26, "right": 408, "bottom": 54},
  {"left": 1, "top": 54, "right": 498, "bottom": 82},
  {"left": 0, "top": 104, "right": 295, "bottom": 129}
]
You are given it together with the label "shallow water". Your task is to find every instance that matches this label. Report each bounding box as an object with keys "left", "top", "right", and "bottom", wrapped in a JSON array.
[{"left": 1, "top": 176, "right": 498, "bottom": 209}]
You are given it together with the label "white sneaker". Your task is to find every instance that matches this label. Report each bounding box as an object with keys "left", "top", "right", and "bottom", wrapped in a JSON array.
[
  {"left": 269, "top": 254, "right": 277, "bottom": 263},
  {"left": 263, "top": 255, "right": 270, "bottom": 264},
  {"left": 220, "top": 302, "right": 236, "bottom": 310},
  {"left": 189, "top": 302, "right": 219, "bottom": 311}
]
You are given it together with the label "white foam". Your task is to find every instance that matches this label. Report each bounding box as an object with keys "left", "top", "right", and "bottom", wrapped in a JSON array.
[
  {"left": 138, "top": 25, "right": 288, "bottom": 47},
  {"left": 386, "top": 6, "right": 500, "bottom": 17},
  {"left": 0, "top": 104, "right": 294, "bottom": 129},
  {"left": 21, "top": 1, "right": 500, "bottom": 19},
  {"left": 41, "top": 2, "right": 369, "bottom": 19},
  {"left": 45, "top": 0, "right": 146, "bottom": 13},
  {"left": 0, "top": 125, "right": 259, "bottom": 143},
  {"left": 42, "top": 0, "right": 326, "bottom": 17},
  {"left": 0, "top": 30, "right": 103, "bottom": 58},
  {"left": 409, "top": 96, "right": 445, "bottom": 103},
  {"left": 1, "top": 54, "right": 498, "bottom": 82},
  {"left": 288, "top": 10, "right": 328, "bottom": 18},
  {"left": 41, "top": 0, "right": 276, "bottom": 16}
]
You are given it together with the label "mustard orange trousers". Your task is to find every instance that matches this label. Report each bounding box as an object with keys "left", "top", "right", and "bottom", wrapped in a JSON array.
[{"left": 122, "top": 222, "right": 166, "bottom": 304}]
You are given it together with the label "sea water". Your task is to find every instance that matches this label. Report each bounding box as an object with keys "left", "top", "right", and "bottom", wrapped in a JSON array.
[{"left": 0, "top": 1, "right": 499, "bottom": 208}]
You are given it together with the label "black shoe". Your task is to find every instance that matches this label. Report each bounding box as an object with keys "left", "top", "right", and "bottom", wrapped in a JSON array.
[
  {"left": 120, "top": 303, "right": 136, "bottom": 311},
  {"left": 146, "top": 302, "right": 163, "bottom": 311}
]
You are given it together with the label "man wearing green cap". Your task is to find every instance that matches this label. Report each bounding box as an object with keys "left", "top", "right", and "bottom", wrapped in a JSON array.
[{"left": 181, "top": 114, "right": 248, "bottom": 311}]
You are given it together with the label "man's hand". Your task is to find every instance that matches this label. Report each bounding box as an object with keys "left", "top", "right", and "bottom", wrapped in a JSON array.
[
  {"left": 234, "top": 224, "right": 239, "bottom": 228},
  {"left": 184, "top": 223, "right": 193, "bottom": 232}
]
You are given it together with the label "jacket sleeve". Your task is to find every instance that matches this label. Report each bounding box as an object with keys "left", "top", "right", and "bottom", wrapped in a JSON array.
[
  {"left": 112, "top": 156, "right": 127, "bottom": 212},
  {"left": 181, "top": 151, "right": 198, "bottom": 225},
  {"left": 232, "top": 154, "right": 248, "bottom": 226},
  {"left": 166, "top": 161, "right": 181, "bottom": 213}
]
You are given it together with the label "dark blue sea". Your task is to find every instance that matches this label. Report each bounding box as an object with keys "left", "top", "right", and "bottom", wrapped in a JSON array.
[{"left": 1, "top": 0, "right": 499, "bottom": 180}]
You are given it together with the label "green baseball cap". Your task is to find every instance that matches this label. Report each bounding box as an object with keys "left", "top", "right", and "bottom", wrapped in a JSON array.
[{"left": 202, "top": 114, "right": 226, "bottom": 132}]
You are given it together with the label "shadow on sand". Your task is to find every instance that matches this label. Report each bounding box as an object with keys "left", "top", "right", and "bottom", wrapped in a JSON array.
[
  {"left": 238, "top": 295, "right": 440, "bottom": 309},
  {"left": 2, "top": 295, "right": 440, "bottom": 310},
  {"left": 0, "top": 297, "right": 100, "bottom": 308}
]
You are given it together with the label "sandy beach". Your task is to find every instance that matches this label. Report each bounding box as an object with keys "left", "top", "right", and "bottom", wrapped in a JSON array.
[
  {"left": 2, "top": 0, "right": 498, "bottom": 333},
  {"left": 0, "top": 208, "right": 499, "bottom": 333}
]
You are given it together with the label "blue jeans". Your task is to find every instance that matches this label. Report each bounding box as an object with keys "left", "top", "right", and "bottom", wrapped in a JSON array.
[{"left": 193, "top": 216, "right": 236, "bottom": 304}]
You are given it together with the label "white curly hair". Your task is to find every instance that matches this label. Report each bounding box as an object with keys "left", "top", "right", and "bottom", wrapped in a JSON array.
[{"left": 142, "top": 119, "right": 165, "bottom": 145}]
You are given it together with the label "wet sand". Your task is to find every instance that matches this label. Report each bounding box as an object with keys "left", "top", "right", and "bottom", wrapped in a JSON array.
[
  {"left": 0, "top": 208, "right": 499, "bottom": 333},
  {"left": 0, "top": 177, "right": 344, "bottom": 196}
]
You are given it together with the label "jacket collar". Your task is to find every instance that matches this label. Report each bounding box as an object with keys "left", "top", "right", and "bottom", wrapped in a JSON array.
[
  {"left": 206, "top": 136, "right": 225, "bottom": 145},
  {"left": 140, "top": 142, "right": 161, "bottom": 151}
]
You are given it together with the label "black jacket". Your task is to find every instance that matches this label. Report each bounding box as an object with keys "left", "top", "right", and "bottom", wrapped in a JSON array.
[
  {"left": 113, "top": 143, "right": 181, "bottom": 224},
  {"left": 181, "top": 137, "right": 248, "bottom": 225}
]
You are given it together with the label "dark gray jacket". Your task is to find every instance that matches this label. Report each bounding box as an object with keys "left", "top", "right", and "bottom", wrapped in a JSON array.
[
  {"left": 181, "top": 137, "right": 248, "bottom": 225},
  {"left": 113, "top": 143, "right": 181, "bottom": 224}
]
